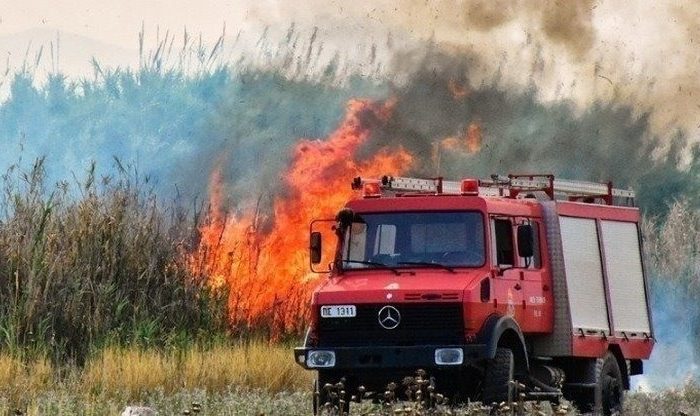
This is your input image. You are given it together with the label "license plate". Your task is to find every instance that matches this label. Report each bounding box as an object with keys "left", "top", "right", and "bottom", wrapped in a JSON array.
[{"left": 320, "top": 305, "right": 356, "bottom": 318}]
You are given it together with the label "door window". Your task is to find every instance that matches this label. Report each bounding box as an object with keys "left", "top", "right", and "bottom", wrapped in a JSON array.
[{"left": 492, "top": 218, "right": 514, "bottom": 267}]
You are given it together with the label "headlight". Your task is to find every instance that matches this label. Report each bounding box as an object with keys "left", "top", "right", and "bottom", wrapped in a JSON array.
[
  {"left": 307, "top": 350, "right": 336, "bottom": 368},
  {"left": 435, "top": 348, "right": 463, "bottom": 365}
]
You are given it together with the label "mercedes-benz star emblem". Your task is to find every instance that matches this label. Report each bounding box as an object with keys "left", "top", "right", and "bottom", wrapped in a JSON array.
[{"left": 378, "top": 305, "right": 401, "bottom": 330}]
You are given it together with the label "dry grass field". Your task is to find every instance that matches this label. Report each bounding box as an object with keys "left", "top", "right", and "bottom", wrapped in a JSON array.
[
  {"left": 0, "top": 340, "right": 311, "bottom": 410},
  {"left": 0, "top": 341, "right": 696, "bottom": 415}
]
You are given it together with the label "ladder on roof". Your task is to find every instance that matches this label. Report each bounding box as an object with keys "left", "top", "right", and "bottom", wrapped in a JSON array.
[{"left": 351, "top": 174, "right": 636, "bottom": 206}]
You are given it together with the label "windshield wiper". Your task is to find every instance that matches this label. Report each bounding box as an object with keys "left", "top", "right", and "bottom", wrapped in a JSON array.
[
  {"left": 341, "top": 260, "right": 401, "bottom": 275},
  {"left": 397, "top": 261, "right": 456, "bottom": 273}
]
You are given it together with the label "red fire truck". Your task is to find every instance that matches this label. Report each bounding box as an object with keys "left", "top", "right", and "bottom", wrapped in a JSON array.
[{"left": 294, "top": 174, "right": 654, "bottom": 415}]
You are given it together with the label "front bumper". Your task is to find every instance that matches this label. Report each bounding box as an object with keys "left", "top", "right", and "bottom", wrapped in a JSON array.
[{"left": 294, "top": 344, "right": 488, "bottom": 370}]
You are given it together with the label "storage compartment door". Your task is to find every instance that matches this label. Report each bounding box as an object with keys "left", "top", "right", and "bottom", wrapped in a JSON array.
[
  {"left": 559, "top": 217, "right": 610, "bottom": 332},
  {"left": 600, "top": 220, "right": 651, "bottom": 334}
]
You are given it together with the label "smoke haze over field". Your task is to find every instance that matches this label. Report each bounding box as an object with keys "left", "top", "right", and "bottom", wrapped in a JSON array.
[{"left": 5, "top": 0, "right": 700, "bottom": 141}]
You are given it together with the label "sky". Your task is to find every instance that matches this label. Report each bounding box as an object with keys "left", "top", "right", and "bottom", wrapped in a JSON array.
[{"left": 0, "top": 0, "right": 246, "bottom": 48}]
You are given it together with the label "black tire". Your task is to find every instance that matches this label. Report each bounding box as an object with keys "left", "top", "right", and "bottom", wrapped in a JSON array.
[
  {"left": 569, "top": 353, "right": 624, "bottom": 415},
  {"left": 596, "top": 353, "right": 624, "bottom": 415},
  {"left": 482, "top": 348, "right": 515, "bottom": 404}
]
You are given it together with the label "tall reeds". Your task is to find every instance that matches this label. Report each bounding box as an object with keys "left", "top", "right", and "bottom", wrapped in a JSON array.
[{"left": 0, "top": 158, "right": 227, "bottom": 363}]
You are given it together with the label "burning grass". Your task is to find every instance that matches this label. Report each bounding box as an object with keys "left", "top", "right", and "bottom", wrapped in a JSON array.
[{"left": 190, "top": 99, "right": 413, "bottom": 334}]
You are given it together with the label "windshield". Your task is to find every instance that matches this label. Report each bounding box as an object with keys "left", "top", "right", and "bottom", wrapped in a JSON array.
[{"left": 341, "top": 211, "right": 485, "bottom": 270}]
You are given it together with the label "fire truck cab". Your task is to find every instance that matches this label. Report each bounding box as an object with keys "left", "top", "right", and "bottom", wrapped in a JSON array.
[{"left": 294, "top": 174, "right": 654, "bottom": 415}]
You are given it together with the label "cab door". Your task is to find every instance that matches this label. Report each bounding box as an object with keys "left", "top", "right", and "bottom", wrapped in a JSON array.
[
  {"left": 513, "top": 218, "right": 551, "bottom": 333},
  {"left": 490, "top": 217, "right": 524, "bottom": 319}
]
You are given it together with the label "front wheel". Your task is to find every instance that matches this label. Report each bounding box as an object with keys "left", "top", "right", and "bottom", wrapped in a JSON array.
[
  {"left": 482, "top": 348, "right": 515, "bottom": 404},
  {"left": 569, "top": 353, "right": 624, "bottom": 415}
]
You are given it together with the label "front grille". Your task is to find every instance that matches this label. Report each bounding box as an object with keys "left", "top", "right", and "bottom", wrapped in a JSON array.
[{"left": 317, "top": 303, "right": 464, "bottom": 347}]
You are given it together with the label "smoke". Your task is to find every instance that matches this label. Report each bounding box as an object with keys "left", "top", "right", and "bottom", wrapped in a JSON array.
[
  {"left": 633, "top": 277, "right": 700, "bottom": 391},
  {"left": 350, "top": 48, "right": 698, "bottom": 218},
  {"left": 632, "top": 203, "right": 700, "bottom": 390},
  {"left": 0, "top": 63, "right": 388, "bottom": 209},
  {"left": 5, "top": 1, "right": 700, "bottom": 213},
  {"left": 245, "top": 0, "right": 700, "bottom": 142}
]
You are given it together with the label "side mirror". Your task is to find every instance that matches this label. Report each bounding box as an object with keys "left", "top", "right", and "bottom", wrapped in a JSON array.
[
  {"left": 310, "top": 231, "right": 322, "bottom": 264},
  {"left": 517, "top": 224, "right": 534, "bottom": 258}
]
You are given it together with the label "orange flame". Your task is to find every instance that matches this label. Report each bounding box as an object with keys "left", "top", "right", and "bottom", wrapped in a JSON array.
[
  {"left": 191, "top": 99, "right": 413, "bottom": 334},
  {"left": 431, "top": 121, "right": 483, "bottom": 173},
  {"left": 448, "top": 79, "right": 470, "bottom": 100},
  {"left": 466, "top": 121, "right": 482, "bottom": 153}
]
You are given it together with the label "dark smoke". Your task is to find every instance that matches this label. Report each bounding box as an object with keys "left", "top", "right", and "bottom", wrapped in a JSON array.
[
  {"left": 459, "top": 0, "right": 596, "bottom": 58},
  {"left": 364, "top": 49, "right": 700, "bottom": 218}
]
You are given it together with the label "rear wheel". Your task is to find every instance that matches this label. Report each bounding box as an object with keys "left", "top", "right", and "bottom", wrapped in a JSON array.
[
  {"left": 597, "top": 353, "right": 624, "bottom": 415},
  {"left": 482, "top": 348, "right": 515, "bottom": 404},
  {"left": 569, "top": 353, "right": 624, "bottom": 415}
]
